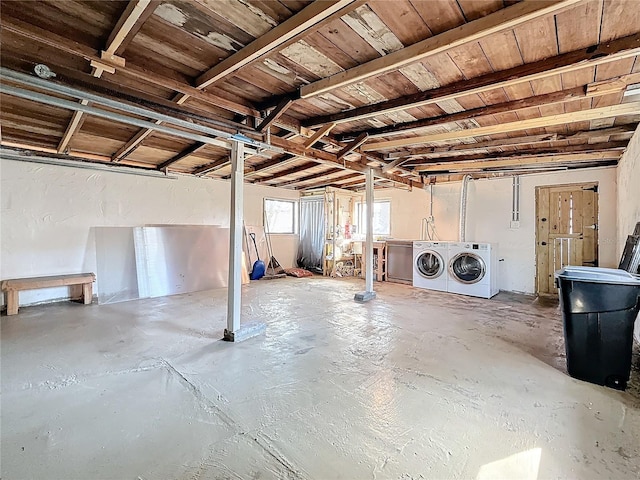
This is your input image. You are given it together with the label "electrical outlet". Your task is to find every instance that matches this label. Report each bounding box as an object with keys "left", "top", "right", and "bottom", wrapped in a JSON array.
[{"left": 510, "top": 220, "right": 520, "bottom": 229}]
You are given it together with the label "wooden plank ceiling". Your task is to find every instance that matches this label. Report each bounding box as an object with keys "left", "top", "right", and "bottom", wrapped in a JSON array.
[{"left": 1, "top": 0, "right": 639, "bottom": 190}]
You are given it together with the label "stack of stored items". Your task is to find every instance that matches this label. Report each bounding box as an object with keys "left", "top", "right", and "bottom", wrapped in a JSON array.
[{"left": 619, "top": 222, "right": 640, "bottom": 274}]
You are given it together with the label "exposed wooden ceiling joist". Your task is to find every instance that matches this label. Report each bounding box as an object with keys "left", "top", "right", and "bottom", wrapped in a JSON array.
[
  {"left": 384, "top": 126, "right": 638, "bottom": 160},
  {"left": 304, "top": 123, "right": 336, "bottom": 149},
  {"left": 109, "top": 1, "right": 362, "bottom": 159},
  {"left": 1, "top": 17, "right": 261, "bottom": 118},
  {"left": 276, "top": 168, "right": 344, "bottom": 188},
  {"left": 244, "top": 154, "right": 299, "bottom": 177},
  {"left": 302, "top": 172, "right": 362, "bottom": 190},
  {"left": 299, "top": 0, "right": 583, "bottom": 99},
  {"left": 105, "top": 0, "right": 158, "bottom": 56},
  {"left": 336, "top": 133, "right": 369, "bottom": 160},
  {"left": 195, "top": 0, "right": 362, "bottom": 89},
  {"left": 257, "top": 98, "right": 294, "bottom": 132},
  {"left": 407, "top": 142, "right": 628, "bottom": 167},
  {"left": 268, "top": 136, "right": 420, "bottom": 187},
  {"left": 415, "top": 152, "right": 623, "bottom": 173},
  {"left": 337, "top": 82, "right": 628, "bottom": 142},
  {"left": 254, "top": 161, "right": 318, "bottom": 183},
  {"left": 364, "top": 103, "right": 640, "bottom": 151},
  {"left": 303, "top": 32, "right": 640, "bottom": 128},
  {"left": 158, "top": 142, "right": 207, "bottom": 170},
  {"left": 57, "top": 0, "right": 158, "bottom": 154},
  {"left": 192, "top": 157, "right": 230, "bottom": 176}
]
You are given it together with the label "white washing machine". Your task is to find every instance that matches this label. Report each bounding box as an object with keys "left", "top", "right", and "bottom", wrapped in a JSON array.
[
  {"left": 447, "top": 242, "right": 499, "bottom": 299},
  {"left": 413, "top": 241, "right": 449, "bottom": 292}
]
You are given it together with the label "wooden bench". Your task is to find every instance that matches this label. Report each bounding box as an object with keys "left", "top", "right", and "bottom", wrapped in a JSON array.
[{"left": 1, "top": 273, "right": 96, "bottom": 316}]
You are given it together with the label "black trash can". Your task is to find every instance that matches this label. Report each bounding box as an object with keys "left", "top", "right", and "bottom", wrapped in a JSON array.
[{"left": 555, "top": 266, "right": 640, "bottom": 390}]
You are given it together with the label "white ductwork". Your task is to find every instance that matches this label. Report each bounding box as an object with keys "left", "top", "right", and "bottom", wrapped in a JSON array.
[{"left": 459, "top": 175, "right": 473, "bottom": 242}]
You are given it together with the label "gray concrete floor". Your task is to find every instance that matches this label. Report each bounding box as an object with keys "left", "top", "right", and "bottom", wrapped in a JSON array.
[{"left": 2, "top": 277, "right": 639, "bottom": 479}]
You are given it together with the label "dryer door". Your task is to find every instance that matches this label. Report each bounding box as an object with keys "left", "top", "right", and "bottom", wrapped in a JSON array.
[
  {"left": 416, "top": 251, "right": 445, "bottom": 279},
  {"left": 449, "top": 253, "right": 486, "bottom": 284}
]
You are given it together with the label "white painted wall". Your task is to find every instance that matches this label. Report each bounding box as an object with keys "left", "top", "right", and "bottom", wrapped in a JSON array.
[
  {"left": 0, "top": 159, "right": 299, "bottom": 306},
  {"left": 615, "top": 125, "right": 640, "bottom": 343},
  {"left": 616, "top": 125, "right": 640, "bottom": 257},
  {"left": 374, "top": 167, "right": 618, "bottom": 294}
]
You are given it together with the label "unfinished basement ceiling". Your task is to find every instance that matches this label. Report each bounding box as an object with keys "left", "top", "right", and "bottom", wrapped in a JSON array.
[{"left": 1, "top": 0, "right": 639, "bottom": 190}]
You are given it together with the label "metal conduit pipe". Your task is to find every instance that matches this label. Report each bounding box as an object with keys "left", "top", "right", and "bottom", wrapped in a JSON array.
[
  {"left": 1, "top": 84, "right": 245, "bottom": 152},
  {"left": 0, "top": 67, "right": 281, "bottom": 153},
  {"left": 459, "top": 174, "right": 473, "bottom": 242}
]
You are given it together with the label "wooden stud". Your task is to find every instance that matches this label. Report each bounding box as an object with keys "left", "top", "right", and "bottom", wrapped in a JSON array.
[
  {"left": 300, "top": 0, "right": 583, "bottom": 98},
  {"left": 536, "top": 186, "right": 551, "bottom": 294}
]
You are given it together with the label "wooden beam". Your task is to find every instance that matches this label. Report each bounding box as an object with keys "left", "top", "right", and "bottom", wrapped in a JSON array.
[
  {"left": 385, "top": 126, "right": 638, "bottom": 160},
  {"left": 364, "top": 103, "right": 640, "bottom": 151},
  {"left": 257, "top": 98, "right": 294, "bottom": 132},
  {"left": 57, "top": 1, "right": 156, "bottom": 154},
  {"left": 304, "top": 123, "right": 336, "bottom": 149},
  {"left": 276, "top": 168, "right": 343, "bottom": 187},
  {"left": 157, "top": 142, "right": 207, "bottom": 170},
  {"left": 192, "top": 157, "right": 230, "bottom": 176},
  {"left": 407, "top": 142, "right": 628, "bottom": 167},
  {"left": 299, "top": 0, "right": 582, "bottom": 98},
  {"left": 2, "top": 17, "right": 261, "bottom": 118},
  {"left": 415, "top": 152, "right": 622, "bottom": 172},
  {"left": 254, "top": 161, "right": 318, "bottom": 183},
  {"left": 338, "top": 86, "right": 593, "bottom": 141},
  {"left": 337, "top": 133, "right": 369, "bottom": 160},
  {"left": 302, "top": 33, "right": 640, "bottom": 127},
  {"left": 104, "top": 0, "right": 156, "bottom": 55},
  {"left": 112, "top": 125, "right": 157, "bottom": 161},
  {"left": 195, "top": 0, "right": 361, "bottom": 89},
  {"left": 301, "top": 173, "right": 362, "bottom": 190},
  {"left": 244, "top": 154, "right": 299, "bottom": 177},
  {"left": 332, "top": 175, "right": 369, "bottom": 189},
  {"left": 381, "top": 157, "right": 408, "bottom": 172},
  {"left": 269, "top": 136, "right": 421, "bottom": 187}
]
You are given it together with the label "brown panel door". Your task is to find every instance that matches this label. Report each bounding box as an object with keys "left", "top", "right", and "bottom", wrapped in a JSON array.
[{"left": 536, "top": 183, "right": 598, "bottom": 295}]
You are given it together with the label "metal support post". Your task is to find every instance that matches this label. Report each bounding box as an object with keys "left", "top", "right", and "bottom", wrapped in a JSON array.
[
  {"left": 224, "top": 140, "right": 266, "bottom": 341},
  {"left": 354, "top": 167, "right": 376, "bottom": 303}
]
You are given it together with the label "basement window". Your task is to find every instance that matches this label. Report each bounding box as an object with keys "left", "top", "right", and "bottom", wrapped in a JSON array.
[
  {"left": 264, "top": 198, "right": 297, "bottom": 234},
  {"left": 355, "top": 200, "right": 391, "bottom": 236}
]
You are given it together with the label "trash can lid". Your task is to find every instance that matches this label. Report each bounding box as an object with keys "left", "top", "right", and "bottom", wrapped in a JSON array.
[{"left": 555, "top": 266, "right": 640, "bottom": 285}]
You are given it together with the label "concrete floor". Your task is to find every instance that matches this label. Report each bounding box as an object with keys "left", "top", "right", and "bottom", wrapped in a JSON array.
[{"left": 2, "top": 277, "right": 639, "bottom": 479}]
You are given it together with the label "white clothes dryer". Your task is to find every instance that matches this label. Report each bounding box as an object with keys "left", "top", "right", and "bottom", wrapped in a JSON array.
[
  {"left": 447, "top": 242, "right": 499, "bottom": 298},
  {"left": 413, "top": 241, "right": 449, "bottom": 292}
]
